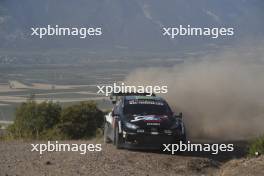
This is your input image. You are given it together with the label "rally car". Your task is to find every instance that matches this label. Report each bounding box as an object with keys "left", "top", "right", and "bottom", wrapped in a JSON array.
[{"left": 103, "top": 93, "right": 187, "bottom": 149}]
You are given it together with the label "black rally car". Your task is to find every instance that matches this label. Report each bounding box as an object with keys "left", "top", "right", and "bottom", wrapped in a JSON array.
[{"left": 104, "top": 93, "right": 186, "bottom": 149}]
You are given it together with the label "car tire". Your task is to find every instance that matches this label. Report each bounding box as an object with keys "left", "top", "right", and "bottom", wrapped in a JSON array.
[
  {"left": 181, "top": 126, "right": 187, "bottom": 144},
  {"left": 181, "top": 133, "right": 187, "bottom": 144},
  {"left": 104, "top": 122, "right": 111, "bottom": 144},
  {"left": 114, "top": 126, "right": 123, "bottom": 149}
]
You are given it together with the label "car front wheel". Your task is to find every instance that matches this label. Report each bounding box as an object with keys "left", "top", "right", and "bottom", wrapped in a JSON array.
[
  {"left": 114, "top": 126, "right": 124, "bottom": 149},
  {"left": 104, "top": 122, "right": 112, "bottom": 144}
]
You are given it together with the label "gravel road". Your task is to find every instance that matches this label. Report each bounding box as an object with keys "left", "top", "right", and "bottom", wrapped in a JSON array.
[{"left": 0, "top": 140, "right": 263, "bottom": 176}]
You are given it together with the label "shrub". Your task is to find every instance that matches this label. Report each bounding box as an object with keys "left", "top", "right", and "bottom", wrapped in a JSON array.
[
  {"left": 9, "top": 100, "right": 61, "bottom": 139},
  {"left": 7, "top": 100, "right": 104, "bottom": 140},
  {"left": 248, "top": 136, "right": 264, "bottom": 156},
  {"left": 59, "top": 101, "right": 104, "bottom": 139},
  {"left": 40, "top": 126, "right": 66, "bottom": 140}
]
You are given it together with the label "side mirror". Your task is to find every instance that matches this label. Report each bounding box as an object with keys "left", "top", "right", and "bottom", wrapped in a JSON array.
[
  {"left": 173, "top": 112, "right": 183, "bottom": 119},
  {"left": 110, "top": 95, "right": 117, "bottom": 104},
  {"left": 111, "top": 111, "right": 119, "bottom": 117}
]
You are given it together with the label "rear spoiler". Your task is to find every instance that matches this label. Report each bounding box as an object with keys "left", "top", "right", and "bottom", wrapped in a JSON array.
[{"left": 110, "top": 92, "right": 156, "bottom": 104}]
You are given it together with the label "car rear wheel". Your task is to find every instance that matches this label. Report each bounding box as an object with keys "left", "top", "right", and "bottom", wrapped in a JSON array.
[{"left": 104, "top": 122, "right": 111, "bottom": 144}]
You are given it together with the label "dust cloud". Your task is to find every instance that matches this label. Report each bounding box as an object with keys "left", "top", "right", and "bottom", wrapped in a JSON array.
[{"left": 125, "top": 47, "right": 264, "bottom": 140}]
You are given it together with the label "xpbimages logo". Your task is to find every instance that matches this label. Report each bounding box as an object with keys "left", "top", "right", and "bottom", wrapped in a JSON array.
[
  {"left": 31, "top": 141, "right": 102, "bottom": 155},
  {"left": 96, "top": 82, "right": 168, "bottom": 96},
  {"left": 163, "top": 141, "right": 234, "bottom": 155},
  {"left": 31, "top": 25, "right": 102, "bottom": 39},
  {"left": 163, "top": 25, "right": 234, "bottom": 39}
]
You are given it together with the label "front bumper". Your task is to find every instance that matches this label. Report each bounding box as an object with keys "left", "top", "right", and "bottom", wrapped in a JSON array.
[{"left": 121, "top": 130, "right": 185, "bottom": 149}]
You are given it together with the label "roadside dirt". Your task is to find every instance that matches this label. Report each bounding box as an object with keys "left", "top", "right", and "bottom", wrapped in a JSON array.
[{"left": 0, "top": 140, "right": 263, "bottom": 176}]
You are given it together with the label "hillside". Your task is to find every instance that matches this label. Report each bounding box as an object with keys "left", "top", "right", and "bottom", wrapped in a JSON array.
[{"left": 0, "top": 0, "right": 263, "bottom": 52}]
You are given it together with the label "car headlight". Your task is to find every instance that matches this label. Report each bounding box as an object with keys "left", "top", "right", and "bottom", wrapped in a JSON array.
[{"left": 125, "top": 122, "right": 139, "bottom": 130}]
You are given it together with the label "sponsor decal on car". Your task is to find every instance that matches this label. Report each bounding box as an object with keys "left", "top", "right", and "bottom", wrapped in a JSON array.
[
  {"left": 147, "top": 123, "right": 160, "bottom": 126},
  {"left": 128, "top": 100, "right": 164, "bottom": 106},
  {"left": 130, "top": 115, "right": 167, "bottom": 123}
]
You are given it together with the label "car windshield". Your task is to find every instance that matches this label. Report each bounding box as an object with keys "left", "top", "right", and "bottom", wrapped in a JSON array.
[{"left": 123, "top": 99, "right": 171, "bottom": 116}]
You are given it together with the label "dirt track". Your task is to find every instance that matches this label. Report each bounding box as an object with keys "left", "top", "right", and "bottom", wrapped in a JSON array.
[{"left": 0, "top": 140, "right": 263, "bottom": 176}]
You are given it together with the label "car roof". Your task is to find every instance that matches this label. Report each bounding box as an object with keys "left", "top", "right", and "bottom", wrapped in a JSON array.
[{"left": 124, "top": 95, "right": 164, "bottom": 101}]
